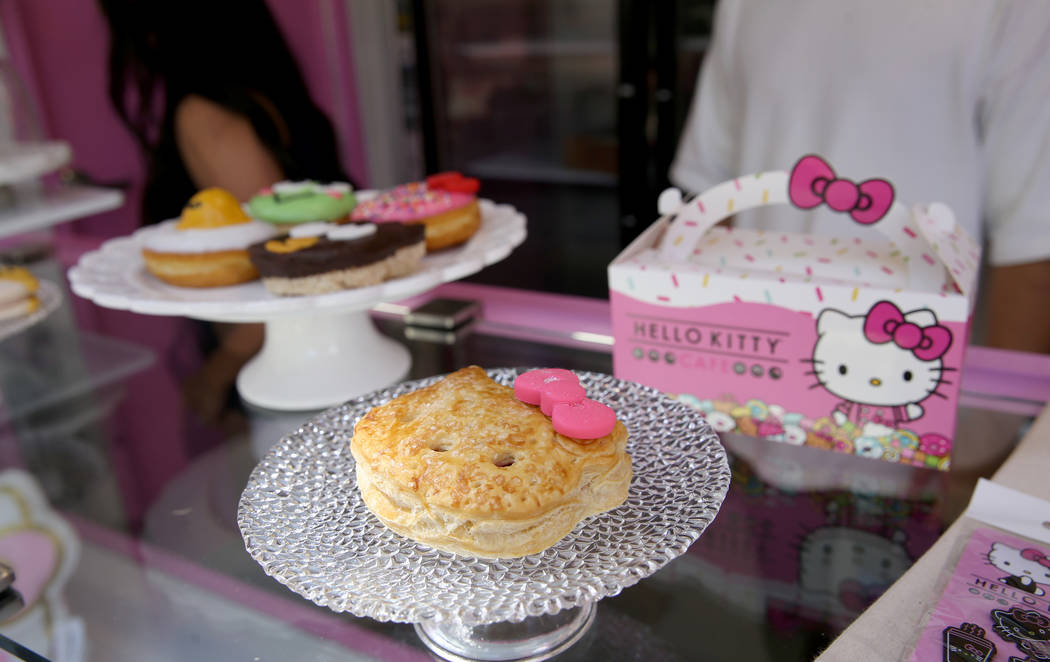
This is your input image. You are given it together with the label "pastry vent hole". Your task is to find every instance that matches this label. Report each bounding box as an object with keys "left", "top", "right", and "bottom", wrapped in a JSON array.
[
  {"left": 493, "top": 453, "right": 515, "bottom": 468},
  {"left": 429, "top": 441, "right": 452, "bottom": 452}
]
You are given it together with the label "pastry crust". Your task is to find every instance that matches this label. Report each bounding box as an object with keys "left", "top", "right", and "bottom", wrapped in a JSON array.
[
  {"left": 350, "top": 366, "right": 632, "bottom": 558},
  {"left": 142, "top": 248, "right": 259, "bottom": 287}
]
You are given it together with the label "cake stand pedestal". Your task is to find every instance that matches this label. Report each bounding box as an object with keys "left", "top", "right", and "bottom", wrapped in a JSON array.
[
  {"left": 69, "top": 199, "right": 526, "bottom": 410},
  {"left": 415, "top": 603, "right": 596, "bottom": 662},
  {"left": 238, "top": 369, "right": 732, "bottom": 661},
  {"left": 238, "top": 309, "right": 410, "bottom": 411}
]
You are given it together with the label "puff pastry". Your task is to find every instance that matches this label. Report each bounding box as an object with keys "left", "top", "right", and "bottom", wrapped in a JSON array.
[{"left": 350, "top": 366, "right": 632, "bottom": 558}]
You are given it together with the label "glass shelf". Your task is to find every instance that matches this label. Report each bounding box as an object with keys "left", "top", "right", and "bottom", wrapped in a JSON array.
[
  {"left": 0, "top": 184, "right": 124, "bottom": 240},
  {"left": 1, "top": 280, "right": 1043, "bottom": 661},
  {"left": 0, "top": 328, "right": 154, "bottom": 425}
]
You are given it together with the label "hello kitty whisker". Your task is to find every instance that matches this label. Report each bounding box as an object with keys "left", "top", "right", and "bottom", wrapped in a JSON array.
[
  {"left": 807, "top": 382, "right": 825, "bottom": 390},
  {"left": 803, "top": 370, "right": 820, "bottom": 376},
  {"left": 799, "top": 358, "right": 824, "bottom": 364},
  {"left": 929, "top": 390, "right": 948, "bottom": 399},
  {"left": 931, "top": 366, "right": 958, "bottom": 372}
]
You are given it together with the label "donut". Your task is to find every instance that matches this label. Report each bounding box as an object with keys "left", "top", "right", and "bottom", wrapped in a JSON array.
[
  {"left": 805, "top": 430, "right": 836, "bottom": 450},
  {"left": 350, "top": 172, "right": 481, "bottom": 251},
  {"left": 247, "top": 221, "right": 425, "bottom": 296},
  {"left": 918, "top": 433, "right": 951, "bottom": 457},
  {"left": 0, "top": 266, "right": 39, "bottom": 320},
  {"left": 248, "top": 180, "right": 357, "bottom": 224},
  {"left": 141, "top": 188, "right": 278, "bottom": 287}
]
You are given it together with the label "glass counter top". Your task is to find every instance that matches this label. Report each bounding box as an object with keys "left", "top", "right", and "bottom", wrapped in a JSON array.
[{"left": 0, "top": 301, "right": 1042, "bottom": 662}]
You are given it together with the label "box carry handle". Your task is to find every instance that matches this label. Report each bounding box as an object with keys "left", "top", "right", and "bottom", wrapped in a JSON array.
[{"left": 657, "top": 155, "right": 979, "bottom": 295}]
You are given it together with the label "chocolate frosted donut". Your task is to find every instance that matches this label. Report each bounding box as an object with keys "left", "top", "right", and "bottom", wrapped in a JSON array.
[{"left": 248, "top": 222, "right": 425, "bottom": 296}]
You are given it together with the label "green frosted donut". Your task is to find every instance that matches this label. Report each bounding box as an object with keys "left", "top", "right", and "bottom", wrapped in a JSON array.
[{"left": 248, "top": 181, "right": 357, "bottom": 224}]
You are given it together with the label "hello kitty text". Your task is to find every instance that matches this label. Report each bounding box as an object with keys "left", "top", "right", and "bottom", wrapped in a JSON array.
[{"left": 631, "top": 318, "right": 785, "bottom": 356}]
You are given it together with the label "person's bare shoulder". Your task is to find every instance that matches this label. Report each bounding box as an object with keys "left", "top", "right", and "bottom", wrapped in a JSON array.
[
  {"left": 175, "top": 93, "right": 229, "bottom": 126},
  {"left": 174, "top": 94, "right": 282, "bottom": 198}
]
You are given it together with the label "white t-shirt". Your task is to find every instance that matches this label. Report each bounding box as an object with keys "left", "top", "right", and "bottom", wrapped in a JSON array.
[{"left": 670, "top": 0, "right": 1050, "bottom": 266}]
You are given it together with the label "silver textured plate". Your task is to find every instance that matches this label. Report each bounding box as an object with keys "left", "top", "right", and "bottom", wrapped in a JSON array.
[{"left": 238, "top": 368, "right": 730, "bottom": 626}]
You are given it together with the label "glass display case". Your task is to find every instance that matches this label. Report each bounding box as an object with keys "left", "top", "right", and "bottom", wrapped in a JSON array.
[
  {"left": 385, "top": 0, "right": 718, "bottom": 298},
  {"left": 1, "top": 286, "right": 1046, "bottom": 660},
  {"left": 1, "top": 1, "right": 1049, "bottom": 661}
]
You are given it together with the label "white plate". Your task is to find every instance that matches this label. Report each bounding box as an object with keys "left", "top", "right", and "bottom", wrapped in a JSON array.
[{"left": 68, "top": 200, "right": 526, "bottom": 323}]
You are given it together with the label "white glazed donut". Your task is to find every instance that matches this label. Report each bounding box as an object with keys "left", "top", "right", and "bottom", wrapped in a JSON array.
[{"left": 142, "top": 220, "right": 277, "bottom": 254}]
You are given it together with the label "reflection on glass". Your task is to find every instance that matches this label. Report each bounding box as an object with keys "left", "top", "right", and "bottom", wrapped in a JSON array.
[{"left": 403, "top": 0, "right": 620, "bottom": 296}]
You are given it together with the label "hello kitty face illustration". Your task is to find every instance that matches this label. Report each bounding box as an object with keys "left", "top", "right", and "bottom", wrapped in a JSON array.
[
  {"left": 990, "top": 607, "right": 1050, "bottom": 659},
  {"left": 807, "top": 301, "right": 953, "bottom": 428},
  {"left": 988, "top": 542, "right": 1050, "bottom": 596},
  {"left": 0, "top": 471, "right": 81, "bottom": 662}
]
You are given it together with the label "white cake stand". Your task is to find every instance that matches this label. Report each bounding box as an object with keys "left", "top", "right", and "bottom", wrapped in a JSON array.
[{"left": 68, "top": 200, "right": 526, "bottom": 410}]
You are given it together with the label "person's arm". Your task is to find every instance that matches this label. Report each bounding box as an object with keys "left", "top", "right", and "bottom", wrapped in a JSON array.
[
  {"left": 174, "top": 93, "right": 283, "bottom": 200},
  {"left": 173, "top": 94, "right": 281, "bottom": 422},
  {"left": 984, "top": 261, "right": 1050, "bottom": 353},
  {"left": 979, "top": 4, "right": 1050, "bottom": 353}
]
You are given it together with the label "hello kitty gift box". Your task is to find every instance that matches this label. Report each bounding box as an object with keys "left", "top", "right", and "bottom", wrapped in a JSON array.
[{"left": 608, "top": 155, "right": 981, "bottom": 470}]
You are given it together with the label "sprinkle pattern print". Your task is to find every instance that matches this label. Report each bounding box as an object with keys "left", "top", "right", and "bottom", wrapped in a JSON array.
[
  {"left": 916, "top": 203, "right": 981, "bottom": 297},
  {"left": 685, "top": 226, "right": 907, "bottom": 290},
  {"left": 658, "top": 171, "right": 790, "bottom": 263},
  {"left": 627, "top": 162, "right": 980, "bottom": 311}
]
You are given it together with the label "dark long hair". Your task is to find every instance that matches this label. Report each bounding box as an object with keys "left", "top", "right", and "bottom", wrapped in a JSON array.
[{"left": 99, "top": 0, "right": 350, "bottom": 223}]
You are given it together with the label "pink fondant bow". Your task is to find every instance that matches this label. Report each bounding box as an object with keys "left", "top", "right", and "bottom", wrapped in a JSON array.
[
  {"left": 1021, "top": 548, "right": 1050, "bottom": 568},
  {"left": 862, "top": 301, "right": 952, "bottom": 361},
  {"left": 789, "top": 155, "right": 895, "bottom": 224}
]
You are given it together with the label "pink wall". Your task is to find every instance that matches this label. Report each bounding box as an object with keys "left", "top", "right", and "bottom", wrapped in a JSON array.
[
  {"left": 0, "top": 0, "right": 143, "bottom": 241},
  {"left": 0, "top": 0, "right": 368, "bottom": 247},
  {"left": 267, "top": 0, "right": 367, "bottom": 189},
  {"left": 0, "top": 0, "right": 369, "bottom": 526}
]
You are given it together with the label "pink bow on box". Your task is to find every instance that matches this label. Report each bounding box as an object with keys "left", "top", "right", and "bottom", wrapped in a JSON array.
[
  {"left": 789, "top": 154, "right": 895, "bottom": 224},
  {"left": 1022, "top": 548, "right": 1050, "bottom": 569},
  {"left": 863, "top": 301, "right": 952, "bottom": 361}
]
